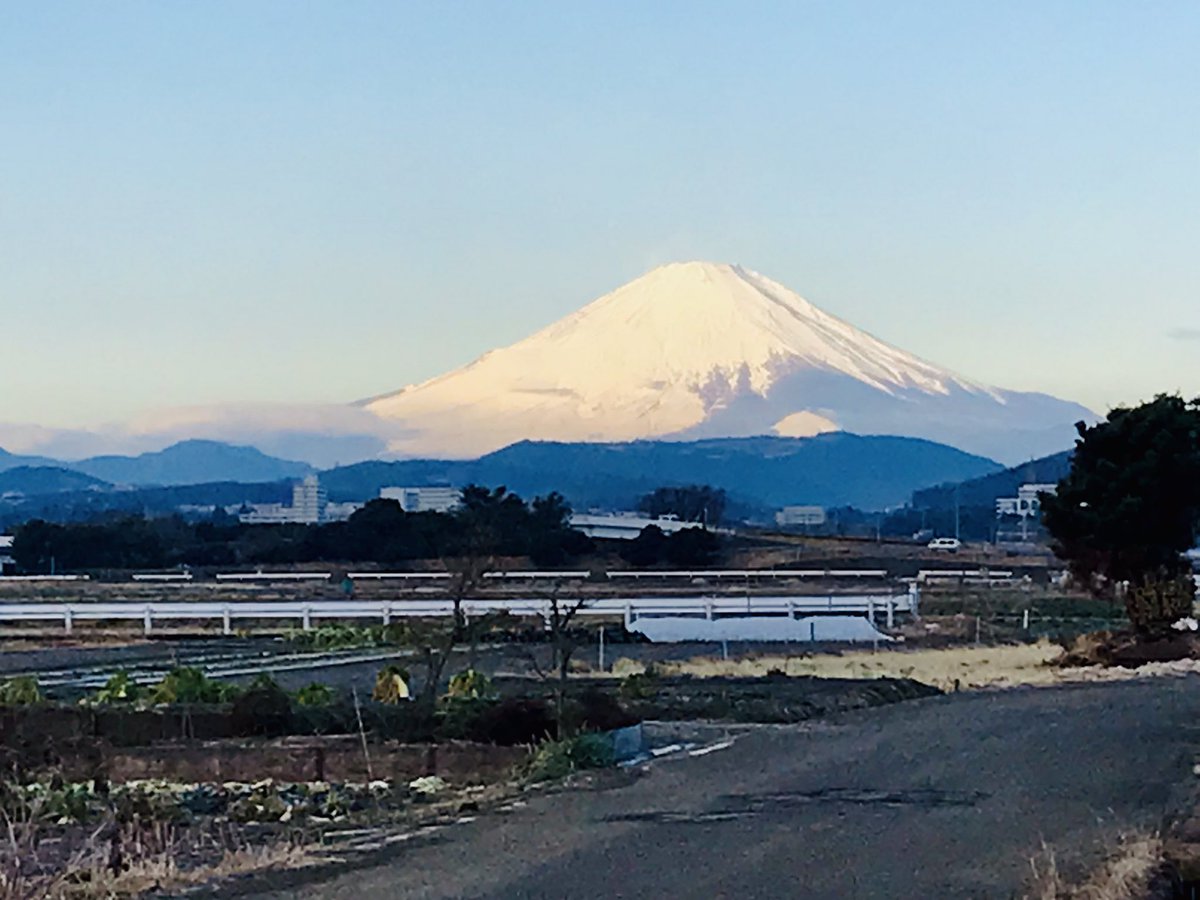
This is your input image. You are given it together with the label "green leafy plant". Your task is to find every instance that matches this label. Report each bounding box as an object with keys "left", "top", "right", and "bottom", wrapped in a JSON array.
[
  {"left": 525, "top": 732, "right": 615, "bottom": 782},
  {"left": 287, "top": 623, "right": 401, "bottom": 651},
  {"left": 92, "top": 670, "right": 144, "bottom": 705},
  {"left": 617, "top": 669, "right": 660, "bottom": 701},
  {"left": 0, "top": 676, "right": 42, "bottom": 706},
  {"left": 294, "top": 682, "right": 335, "bottom": 707},
  {"left": 149, "top": 666, "right": 238, "bottom": 705},
  {"left": 445, "top": 668, "right": 496, "bottom": 700}
]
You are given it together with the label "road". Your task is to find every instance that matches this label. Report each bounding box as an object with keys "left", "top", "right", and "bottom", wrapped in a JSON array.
[{"left": 260, "top": 679, "right": 1200, "bottom": 899}]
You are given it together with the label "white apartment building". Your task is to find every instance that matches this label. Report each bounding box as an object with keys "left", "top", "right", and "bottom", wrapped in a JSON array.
[
  {"left": 291, "top": 475, "right": 328, "bottom": 524},
  {"left": 379, "top": 486, "right": 461, "bottom": 513},
  {"left": 240, "top": 475, "right": 341, "bottom": 524},
  {"left": 996, "top": 483, "right": 1057, "bottom": 518}
]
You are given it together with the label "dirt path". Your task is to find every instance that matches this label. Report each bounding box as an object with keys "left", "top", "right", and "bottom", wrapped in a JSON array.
[{"left": 252, "top": 678, "right": 1200, "bottom": 899}]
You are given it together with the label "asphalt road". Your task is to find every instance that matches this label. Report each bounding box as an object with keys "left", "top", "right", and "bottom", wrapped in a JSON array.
[{"left": 262, "top": 679, "right": 1200, "bottom": 899}]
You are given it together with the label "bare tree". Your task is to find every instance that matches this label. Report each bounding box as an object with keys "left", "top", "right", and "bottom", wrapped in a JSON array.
[{"left": 519, "top": 581, "right": 594, "bottom": 733}]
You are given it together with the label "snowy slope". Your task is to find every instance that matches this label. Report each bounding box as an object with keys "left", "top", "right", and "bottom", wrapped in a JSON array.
[{"left": 364, "top": 262, "right": 1092, "bottom": 463}]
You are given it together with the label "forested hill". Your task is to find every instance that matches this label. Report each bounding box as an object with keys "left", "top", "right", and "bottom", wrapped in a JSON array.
[{"left": 912, "top": 450, "right": 1072, "bottom": 510}]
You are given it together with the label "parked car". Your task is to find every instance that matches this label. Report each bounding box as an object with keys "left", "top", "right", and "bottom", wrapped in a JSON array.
[{"left": 927, "top": 537, "right": 962, "bottom": 551}]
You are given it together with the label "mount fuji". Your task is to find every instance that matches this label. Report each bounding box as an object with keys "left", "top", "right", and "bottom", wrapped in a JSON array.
[{"left": 364, "top": 262, "right": 1091, "bottom": 463}]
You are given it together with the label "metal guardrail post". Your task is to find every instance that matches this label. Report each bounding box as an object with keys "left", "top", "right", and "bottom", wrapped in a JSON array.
[
  {"left": 382, "top": 604, "right": 392, "bottom": 626},
  {"left": 886, "top": 597, "right": 895, "bottom": 629},
  {"left": 63, "top": 607, "right": 73, "bottom": 634},
  {"left": 867, "top": 597, "right": 875, "bottom": 625},
  {"left": 222, "top": 607, "right": 232, "bottom": 636},
  {"left": 143, "top": 607, "right": 153, "bottom": 635},
  {"left": 302, "top": 606, "right": 312, "bottom": 631}
]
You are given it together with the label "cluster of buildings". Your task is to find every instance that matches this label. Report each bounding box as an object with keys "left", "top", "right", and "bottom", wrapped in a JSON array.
[
  {"left": 238, "top": 476, "right": 358, "bottom": 525},
  {"left": 378, "top": 486, "right": 460, "bottom": 513},
  {"left": 237, "top": 478, "right": 461, "bottom": 525}
]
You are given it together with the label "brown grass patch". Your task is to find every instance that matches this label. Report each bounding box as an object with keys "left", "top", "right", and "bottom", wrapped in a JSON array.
[
  {"left": 610, "top": 640, "right": 1200, "bottom": 691},
  {"left": 0, "top": 815, "right": 327, "bottom": 899},
  {"left": 1026, "top": 833, "right": 1170, "bottom": 900}
]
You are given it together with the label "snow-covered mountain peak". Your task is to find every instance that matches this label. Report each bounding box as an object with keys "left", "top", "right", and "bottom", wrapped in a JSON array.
[{"left": 363, "top": 261, "right": 1092, "bottom": 461}]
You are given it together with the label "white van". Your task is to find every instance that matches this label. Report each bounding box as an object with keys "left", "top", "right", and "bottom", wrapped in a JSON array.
[{"left": 927, "top": 537, "right": 962, "bottom": 551}]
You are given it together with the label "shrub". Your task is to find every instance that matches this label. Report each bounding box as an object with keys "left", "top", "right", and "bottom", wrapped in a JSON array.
[
  {"left": 92, "top": 670, "right": 144, "bottom": 705},
  {"left": 231, "top": 675, "right": 292, "bottom": 736},
  {"left": 571, "top": 688, "right": 640, "bottom": 732},
  {"left": 294, "top": 682, "right": 335, "bottom": 707},
  {"left": 525, "top": 732, "right": 615, "bottom": 782},
  {"left": 470, "top": 697, "right": 556, "bottom": 746},
  {"left": 0, "top": 676, "right": 42, "bottom": 706},
  {"left": 149, "top": 667, "right": 238, "bottom": 705},
  {"left": 1125, "top": 576, "right": 1194, "bottom": 632},
  {"left": 435, "top": 696, "right": 494, "bottom": 740},
  {"left": 618, "top": 669, "right": 660, "bottom": 701},
  {"left": 445, "top": 669, "right": 496, "bottom": 700}
]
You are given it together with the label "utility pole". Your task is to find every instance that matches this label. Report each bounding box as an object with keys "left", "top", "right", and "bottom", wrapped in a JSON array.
[{"left": 954, "top": 485, "right": 961, "bottom": 541}]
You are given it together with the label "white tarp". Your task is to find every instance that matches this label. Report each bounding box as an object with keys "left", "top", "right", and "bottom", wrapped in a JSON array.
[{"left": 629, "top": 615, "right": 894, "bottom": 643}]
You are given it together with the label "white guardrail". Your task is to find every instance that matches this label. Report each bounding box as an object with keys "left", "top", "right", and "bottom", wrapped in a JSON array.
[{"left": 0, "top": 590, "right": 918, "bottom": 635}]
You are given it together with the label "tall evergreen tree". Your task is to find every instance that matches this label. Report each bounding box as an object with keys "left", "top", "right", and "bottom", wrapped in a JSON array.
[{"left": 1042, "top": 394, "right": 1200, "bottom": 630}]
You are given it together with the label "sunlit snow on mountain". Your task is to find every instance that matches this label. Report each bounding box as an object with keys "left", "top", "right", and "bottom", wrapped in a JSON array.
[{"left": 364, "top": 262, "right": 1092, "bottom": 463}]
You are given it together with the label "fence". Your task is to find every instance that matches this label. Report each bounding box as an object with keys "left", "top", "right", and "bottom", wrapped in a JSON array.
[{"left": 0, "top": 588, "right": 919, "bottom": 635}]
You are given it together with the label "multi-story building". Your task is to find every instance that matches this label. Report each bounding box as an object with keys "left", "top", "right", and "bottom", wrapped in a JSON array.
[
  {"left": 291, "top": 475, "right": 328, "bottom": 524},
  {"left": 996, "top": 483, "right": 1057, "bottom": 518},
  {"left": 240, "top": 475, "right": 339, "bottom": 524},
  {"left": 995, "top": 482, "right": 1057, "bottom": 543},
  {"left": 379, "top": 486, "right": 461, "bottom": 513}
]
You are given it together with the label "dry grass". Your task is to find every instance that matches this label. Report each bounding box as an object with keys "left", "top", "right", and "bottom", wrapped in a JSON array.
[
  {"left": 0, "top": 815, "right": 326, "bottom": 899},
  {"left": 1026, "top": 833, "right": 1167, "bottom": 900},
  {"left": 62, "top": 839, "right": 322, "bottom": 898},
  {"left": 609, "top": 640, "right": 1200, "bottom": 691}
]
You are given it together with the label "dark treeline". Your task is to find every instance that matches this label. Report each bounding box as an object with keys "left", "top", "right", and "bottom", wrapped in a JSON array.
[
  {"left": 636, "top": 485, "right": 727, "bottom": 525},
  {"left": 0, "top": 481, "right": 292, "bottom": 532},
  {"left": 10, "top": 485, "right": 593, "bottom": 573},
  {"left": 618, "top": 524, "right": 722, "bottom": 567}
]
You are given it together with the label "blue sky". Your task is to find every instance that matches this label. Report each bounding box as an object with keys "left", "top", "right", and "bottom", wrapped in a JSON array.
[{"left": 2, "top": 1, "right": 1198, "bottom": 428}]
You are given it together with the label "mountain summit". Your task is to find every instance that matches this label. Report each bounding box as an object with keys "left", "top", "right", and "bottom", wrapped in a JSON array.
[{"left": 365, "top": 262, "right": 1091, "bottom": 462}]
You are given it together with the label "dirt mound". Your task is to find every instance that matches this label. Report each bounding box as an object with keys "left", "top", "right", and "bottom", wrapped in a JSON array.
[{"left": 1059, "top": 630, "right": 1200, "bottom": 669}]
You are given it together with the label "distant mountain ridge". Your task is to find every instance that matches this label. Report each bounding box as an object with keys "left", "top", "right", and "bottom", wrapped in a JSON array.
[
  {"left": 0, "top": 448, "right": 58, "bottom": 471},
  {"left": 0, "top": 440, "right": 310, "bottom": 487},
  {"left": 0, "top": 433, "right": 1010, "bottom": 518},
  {"left": 321, "top": 433, "right": 1003, "bottom": 512},
  {"left": 0, "top": 467, "right": 110, "bottom": 496}
]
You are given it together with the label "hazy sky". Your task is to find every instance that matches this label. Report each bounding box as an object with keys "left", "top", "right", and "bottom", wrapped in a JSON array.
[{"left": 3, "top": 1, "right": 1199, "bottom": 429}]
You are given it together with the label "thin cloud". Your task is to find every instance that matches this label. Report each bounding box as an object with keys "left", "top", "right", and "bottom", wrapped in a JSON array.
[{"left": 1168, "top": 327, "right": 1200, "bottom": 341}]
